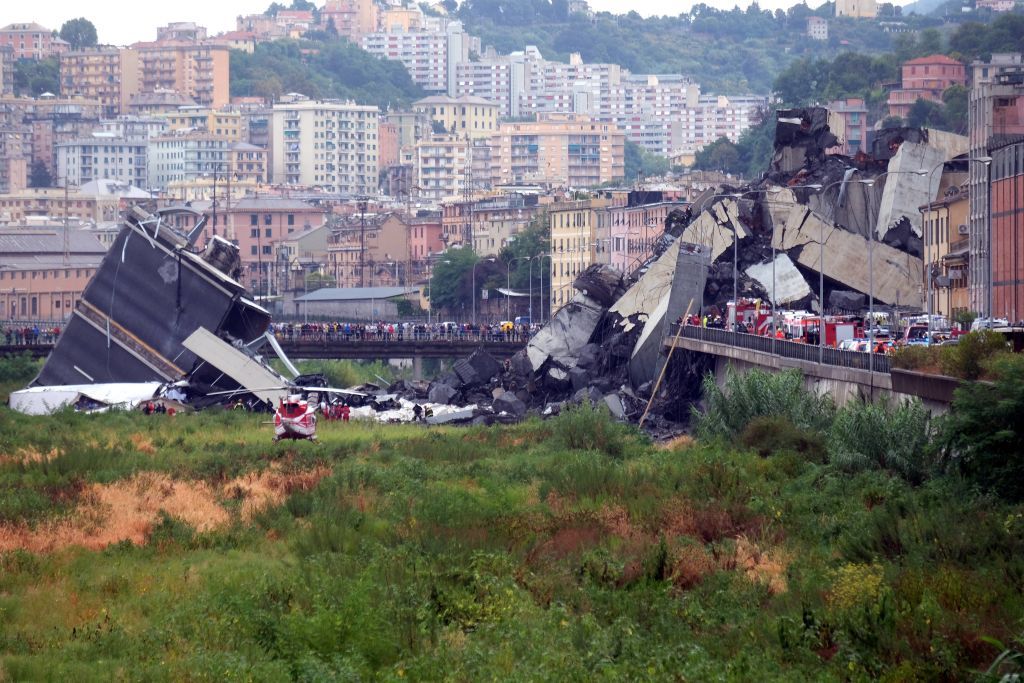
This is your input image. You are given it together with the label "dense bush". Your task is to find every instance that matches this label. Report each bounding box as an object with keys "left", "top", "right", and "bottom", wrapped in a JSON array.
[
  {"left": 939, "top": 330, "right": 1008, "bottom": 380},
  {"left": 551, "top": 400, "right": 632, "bottom": 457},
  {"left": 890, "top": 345, "right": 938, "bottom": 371},
  {"left": 693, "top": 367, "right": 835, "bottom": 440},
  {"left": 0, "top": 353, "right": 41, "bottom": 383},
  {"left": 739, "top": 415, "right": 826, "bottom": 461},
  {"left": 939, "top": 353, "right": 1024, "bottom": 501},
  {"left": 828, "top": 398, "right": 935, "bottom": 484}
]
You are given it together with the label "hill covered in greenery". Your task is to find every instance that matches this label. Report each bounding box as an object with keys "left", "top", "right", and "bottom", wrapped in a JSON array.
[{"left": 230, "top": 38, "right": 424, "bottom": 108}]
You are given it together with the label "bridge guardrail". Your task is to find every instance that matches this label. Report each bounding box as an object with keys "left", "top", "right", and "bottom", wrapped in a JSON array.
[{"left": 677, "top": 325, "right": 890, "bottom": 374}]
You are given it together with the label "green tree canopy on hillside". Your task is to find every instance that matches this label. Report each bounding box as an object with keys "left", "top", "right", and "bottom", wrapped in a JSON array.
[
  {"left": 14, "top": 57, "right": 58, "bottom": 97},
  {"left": 59, "top": 18, "right": 98, "bottom": 49}
]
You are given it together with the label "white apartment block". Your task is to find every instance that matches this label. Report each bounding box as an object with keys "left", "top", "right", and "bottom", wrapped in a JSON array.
[
  {"left": 56, "top": 137, "right": 148, "bottom": 188},
  {"left": 148, "top": 134, "right": 233, "bottom": 189},
  {"left": 415, "top": 135, "right": 470, "bottom": 201},
  {"left": 97, "top": 116, "right": 169, "bottom": 141},
  {"left": 361, "top": 21, "right": 473, "bottom": 94},
  {"left": 270, "top": 98, "right": 379, "bottom": 196}
]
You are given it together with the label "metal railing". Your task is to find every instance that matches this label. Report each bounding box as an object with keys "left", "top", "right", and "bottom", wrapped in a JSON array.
[{"left": 677, "top": 325, "right": 891, "bottom": 374}]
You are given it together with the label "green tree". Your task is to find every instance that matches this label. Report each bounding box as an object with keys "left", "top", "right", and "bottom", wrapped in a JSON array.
[
  {"left": 942, "top": 84, "right": 968, "bottom": 134},
  {"left": 692, "top": 137, "right": 743, "bottom": 175},
  {"left": 14, "top": 57, "right": 59, "bottom": 97},
  {"left": 499, "top": 213, "right": 550, "bottom": 317},
  {"left": 623, "top": 140, "right": 669, "bottom": 184},
  {"left": 428, "top": 248, "right": 478, "bottom": 314},
  {"left": 28, "top": 160, "right": 52, "bottom": 189},
  {"left": 906, "top": 97, "right": 947, "bottom": 129},
  {"left": 59, "top": 18, "right": 98, "bottom": 49}
]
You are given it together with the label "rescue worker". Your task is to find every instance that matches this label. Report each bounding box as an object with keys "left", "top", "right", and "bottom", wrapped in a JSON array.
[
  {"left": 340, "top": 403, "right": 351, "bottom": 422},
  {"left": 413, "top": 403, "right": 423, "bottom": 422}
]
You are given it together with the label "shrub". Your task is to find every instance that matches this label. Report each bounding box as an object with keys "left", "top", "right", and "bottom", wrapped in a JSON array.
[
  {"left": 693, "top": 367, "right": 835, "bottom": 440},
  {"left": 938, "top": 353, "right": 1024, "bottom": 501},
  {"left": 552, "top": 401, "right": 629, "bottom": 457},
  {"left": 938, "top": 330, "right": 1008, "bottom": 380},
  {"left": 827, "top": 397, "right": 935, "bottom": 484},
  {"left": 739, "top": 415, "right": 826, "bottom": 462},
  {"left": 890, "top": 345, "right": 938, "bottom": 371},
  {"left": 0, "top": 353, "right": 41, "bottom": 383}
]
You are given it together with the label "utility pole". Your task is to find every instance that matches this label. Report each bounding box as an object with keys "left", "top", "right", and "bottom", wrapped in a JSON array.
[
  {"left": 358, "top": 196, "right": 368, "bottom": 287},
  {"left": 62, "top": 179, "right": 69, "bottom": 266}
]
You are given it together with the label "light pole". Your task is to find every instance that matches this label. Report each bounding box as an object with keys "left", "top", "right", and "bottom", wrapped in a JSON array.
[
  {"left": 535, "top": 253, "right": 553, "bottom": 324},
  {"left": 507, "top": 255, "right": 530, "bottom": 321},
  {"left": 471, "top": 256, "right": 495, "bottom": 326}
]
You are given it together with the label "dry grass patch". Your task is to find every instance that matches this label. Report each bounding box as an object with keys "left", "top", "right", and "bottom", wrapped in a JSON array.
[
  {"left": 659, "top": 434, "right": 696, "bottom": 451},
  {"left": 0, "top": 473, "right": 228, "bottom": 553},
  {"left": 224, "top": 463, "right": 332, "bottom": 521},
  {"left": 0, "top": 446, "right": 62, "bottom": 466},
  {"left": 734, "top": 535, "right": 788, "bottom": 594},
  {"left": 129, "top": 433, "right": 156, "bottom": 455}
]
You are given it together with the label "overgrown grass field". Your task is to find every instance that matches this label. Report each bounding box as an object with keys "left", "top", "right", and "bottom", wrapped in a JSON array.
[{"left": 1, "top": 355, "right": 1023, "bottom": 681}]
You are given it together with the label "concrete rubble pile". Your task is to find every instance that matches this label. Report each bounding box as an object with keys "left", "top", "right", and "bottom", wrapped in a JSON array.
[{"left": 424, "top": 107, "right": 969, "bottom": 431}]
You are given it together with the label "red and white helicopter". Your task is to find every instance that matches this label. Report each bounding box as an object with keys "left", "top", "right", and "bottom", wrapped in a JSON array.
[{"left": 273, "top": 394, "right": 318, "bottom": 441}]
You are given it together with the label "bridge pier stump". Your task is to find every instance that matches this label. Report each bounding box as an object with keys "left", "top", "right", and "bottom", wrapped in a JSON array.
[{"left": 413, "top": 355, "right": 423, "bottom": 382}]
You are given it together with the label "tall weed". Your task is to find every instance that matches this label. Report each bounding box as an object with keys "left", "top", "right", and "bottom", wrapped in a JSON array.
[
  {"left": 693, "top": 367, "right": 835, "bottom": 440},
  {"left": 828, "top": 398, "right": 935, "bottom": 484}
]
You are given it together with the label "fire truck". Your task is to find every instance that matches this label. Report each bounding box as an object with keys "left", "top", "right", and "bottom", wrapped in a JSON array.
[{"left": 779, "top": 311, "right": 863, "bottom": 347}]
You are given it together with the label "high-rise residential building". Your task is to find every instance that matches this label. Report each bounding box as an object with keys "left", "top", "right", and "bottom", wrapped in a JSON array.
[
  {"left": 413, "top": 95, "right": 500, "bottom": 139},
  {"left": 60, "top": 47, "right": 141, "bottom": 118},
  {"left": 132, "top": 41, "right": 230, "bottom": 109},
  {"left": 968, "top": 53, "right": 1024, "bottom": 316},
  {"left": 489, "top": 115, "right": 625, "bottom": 188},
  {"left": 322, "top": 0, "right": 380, "bottom": 41},
  {"left": 270, "top": 97, "right": 379, "bottom": 196},
  {"left": 361, "top": 21, "right": 472, "bottom": 94},
  {"left": 0, "top": 94, "right": 105, "bottom": 177},
  {"left": 56, "top": 136, "right": 148, "bottom": 188},
  {"left": 415, "top": 135, "right": 470, "bottom": 201},
  {"left": 0, "top": 22, "right": 69, "bottom": 61},
  {"left": 887, "top": 54, "right": 966, "bottom": 119},
  {"left": 148, "top": 133, "right": 235, "bottom": 190}
]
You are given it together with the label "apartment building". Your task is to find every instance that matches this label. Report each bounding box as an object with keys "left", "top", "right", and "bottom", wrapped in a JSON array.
[
  {"left": 56, "top": 137, "right": 148, "bottom": 188},
  {"left": 827, "top": 98, "right": 870, "bottom": 155},
  {"left": 164, "top": 107, "right": 244, "bottom": 139},
  {"left": 606, "top": 195, "right": 687, "bottom": 273},
  {"left": 361, "top": 21, "right": 473, "bottom": 94},
  {"left": 0, "top": 46, "right": 13, "bottom": 96},
  {"left": 408, "top": 211, "right": 445, "bottom": 264},
  {"left": 59, "top": 47, "right": 141, "bottom": 118},
  {"left": 149, "top": 135, "right": 266, "bottom": 193},
  {"left": 96, "top": 116, "right": 168, "bottom": 141},
  {"left": 327, "top": 212, "right": 410, "bottom": 288},
  {"left": 322, "top": 0, "right": 380, "bottom": 41},
  {"left": 968, "top": 53, "right": 1024, "bottom": 315},
  {"left": 0, "top": 23, "right": 69, "bottom": 61},
  {"left": 415, "top": 135, "right": 470, "bottom": 201},
  {"left": 0, "top": 95, "right": 104, "bottom": 177},
  {"left": 0, "top": 183, "right": 145, "bottom": 225},
  {"left": 490, "top": 115, "right": 625, "bottom": 188},
  {"left": 0, "top": 228, "right": 107, "bottom": 321},
  {"left": 413, "top": 95, "right": 500, "bottom": 139},
  {"left": 548, "top": 197, "right": 611, "bottom": 308},
  {"left": 0, "top": 125, "right": 28, "bottom": 194},
  {"left": 270, "top": 97, "right": 379, "bottom": 196},
  {"left": 806, "top": 16, "right": 828, "bottom": 41},
  {"left": 887, "top": 54, "right": 966, "bottom": 119},
  {"left": 441, "top": 192, "right": 540, "bottom": 255},
  {"left": 132, "top": 41, "right": 230, "bottom": 109},
  {"left": 126, "top": 89, "right": 197, "bottom": 116},
  {"left": 921, "top": 179, "right": 970, "bottom": 319},
  {"left": 991, "top": 137, "right": 1024, "bottom": 322}
]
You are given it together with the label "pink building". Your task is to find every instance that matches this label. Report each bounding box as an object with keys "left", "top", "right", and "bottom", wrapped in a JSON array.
[
  {"left": 0, "top": 23, "right": 69, "bottom": 61},
  {"left": 888, "top": 54, "right": 966, "bottom": 119},
  {"left": 606, "top": 198, "right": 686, "bottom": 274},
  {"left": 408, "top": 212, "right": 444, "bottom": 263}
]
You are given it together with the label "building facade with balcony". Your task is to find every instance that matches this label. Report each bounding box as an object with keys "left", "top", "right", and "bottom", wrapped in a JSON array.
[
  {"left": 60, "top": 47, "right": 141, "bottom": 118},
  {"left": 56, "top": 137, "right": 148, "bottom": 189},
  {"left": 888, "top": 54, "right": 966, "bottom": 119},
  {"left": 415, "top": 135, "right": 470, "bottom": 201},
  {"left": 0, "top": 23, "right": 69, "bottom": 61},
  {"left": 270, "top": 97, "right": 379, "bottom": 197},
  {"left": 326, "top": 212, "right": 409, "bottom": 288},
  {"left": 413, "top": 95, "right": 500, "bottom": 140},
  {"left": 547, "top": 197, "right": 610, "bottom": 309}
]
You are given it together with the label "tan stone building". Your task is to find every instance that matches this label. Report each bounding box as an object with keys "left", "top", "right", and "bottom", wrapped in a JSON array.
[
  {"left": 835, "top": 0, "right": 877, "bottom": 18},
  {"left": 548, "top": 197, "right": 611, "bottom": 309},
  {"left": 922, "top": 181, "right": 970, "bottom": 319},
  {"left": 60, "top": 48, "right": 141, "bottom": 118},
  {"left": 132, "top": 41, "right": 230, "bottom": 109},
  {"left": 489, "top": 115, "right": 625, "bottom": 188},
  {"left": 414, "top": 95, "right": 500, "bottom": 140},
  {"left": 164, "top": 108, "right": 244, "bottom": 139}
]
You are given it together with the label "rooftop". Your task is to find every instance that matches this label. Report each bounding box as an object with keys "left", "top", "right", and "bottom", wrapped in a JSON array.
[{"left": 296, "top": 287, "right": 420, "bottom": 302}]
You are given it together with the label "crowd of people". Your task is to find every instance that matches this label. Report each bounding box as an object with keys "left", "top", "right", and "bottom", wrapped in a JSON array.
[
  {"left": 2, "top": 325, "right": 62, "bottom": 345},
  {"left": 271, "top": 321, "right": 535, "bottom": 343}
]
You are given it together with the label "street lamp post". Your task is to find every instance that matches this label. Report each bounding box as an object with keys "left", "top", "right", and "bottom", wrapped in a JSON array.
[
  {"left": 507, "top": 256, "right": 530, "bottom": 321},
  {"left": 535, "top": 253, "right": 553, "bottom": 325},
  {"left": 471, "top": 257, "right": 495, "bottom": 326}
]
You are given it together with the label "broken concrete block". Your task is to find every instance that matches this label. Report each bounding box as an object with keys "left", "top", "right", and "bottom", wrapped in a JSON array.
[
  {"left": 774, "top": 204, "right": 924, "bottom": 308},
  {"left": 426, "top": 407, "right": 475, "bottom": 425},
  {"left": 573, "top": 387, "right": 603, "bottom": 406},
  {"left": 569, "top": 367, "right": 590, "bottom": 392},
  {"left": 427, "top": 383, "right": 457, "bottom": 404},
  {"left": 572, "top": 264, "right": 624, "bottom": 306},
  {"left": 575, "top": 343, "right": 602, "bottom": 370},
  {"left": 466, "top": 349, "right": 502, "bottom": 383},
  {"left": 493, "top": 392, "right": 527, "bottom": 418},
  {"left": 603, "top": 393, "right": 626, "bottom": 420},
  {"left": 745, "top": 253, "right": 812, "bottom": 305},
  {"left": 545, "top": 367, "right": 571, "bottom": 392},
  {"left": 875, "top": 141, "right": 947, "bottom": 241},
  {"left": 526, "top": 293, "right": 604, "bottom": 372},
  {"left": 453, "top": 358, "right": 481, "bottom": 386}
]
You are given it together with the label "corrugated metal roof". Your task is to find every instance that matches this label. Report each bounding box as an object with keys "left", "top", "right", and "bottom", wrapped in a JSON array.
[
  {"left": 296, "top": 287, "right": 420, "bottom": 302},
  {"left": 0, "top": 228, "right": 108, "bottom": 255}
]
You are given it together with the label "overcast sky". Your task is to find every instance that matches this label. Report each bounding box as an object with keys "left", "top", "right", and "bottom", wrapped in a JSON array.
[{"left": 12, "top": 0, "right": 841, "bottom": 47}]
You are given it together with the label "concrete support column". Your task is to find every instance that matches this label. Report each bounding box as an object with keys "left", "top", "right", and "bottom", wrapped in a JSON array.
[{"left": 412, "top": 355, "right": 423, "bottom": 382}]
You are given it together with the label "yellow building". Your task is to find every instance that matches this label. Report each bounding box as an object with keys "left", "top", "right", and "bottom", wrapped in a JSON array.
[
  {"left": 133, "top": 42, "right": 230, "bottom": 109},
  {"left": 922, "top": 182, "right": 970, "bottom": 319},
  {"left": 548, "top": 197, "right": 610, "bottom": 309},
  {"left": 164, "top": 108, "right": 244, "bottom": 140},
  {"left": 59, "top": 47, "right": 141, "bottom": 117},
  {"left": 490, "top": 115, "right": 625, "bottom": 188},
  {"left": 414, "top": 95, "right": 499, "bottom": 140}
]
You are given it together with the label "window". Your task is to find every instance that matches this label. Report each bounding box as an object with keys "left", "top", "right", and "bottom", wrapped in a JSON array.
[
  {"left": 262, "top": 245, "right": 272, "bottom": 255},
  {"left": 250, "top": 228, "right": 258, "bottom": 238},
  {"left": 250, "top": 246, "right": 257, "bottom": 255},
  {"left": 264, "top": 214, "right": 272, "bottom": 225},
  {"left": 265, "top": 228, "right": 272, "bottom": 238},
  {"left": 250, "top": 214, "right": 258, "bottom": 225},
  {"left": 287, "top": 214, "right": 295, "bottom": 226}
]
